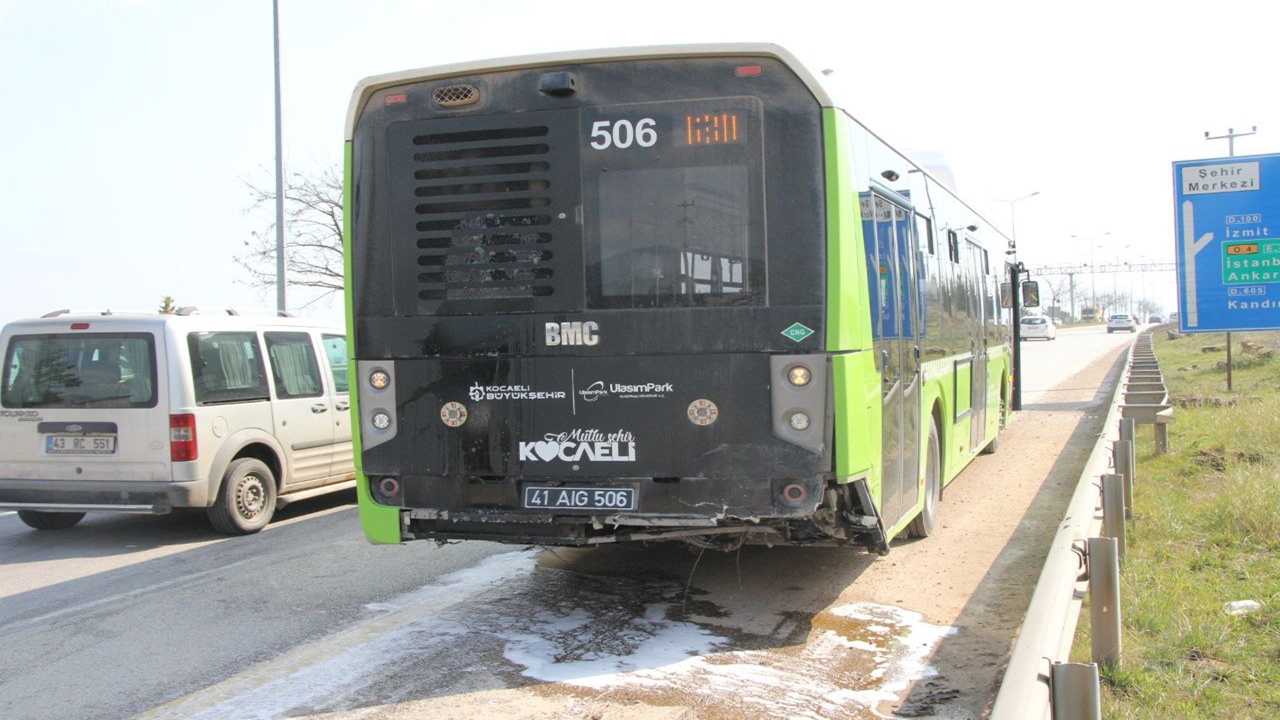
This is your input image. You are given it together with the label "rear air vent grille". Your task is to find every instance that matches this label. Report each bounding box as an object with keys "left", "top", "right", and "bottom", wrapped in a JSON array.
[
  {"left": 432, "top": 84, "right": 479, "bottom": 107},
  {"left": 389, "top": 110, "right": 582, "bottom": 314}
]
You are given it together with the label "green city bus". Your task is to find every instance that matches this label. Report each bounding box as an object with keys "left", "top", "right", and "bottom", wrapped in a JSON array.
[{"left": 343, "top": 44, "right": 1012, "bottom": 553}]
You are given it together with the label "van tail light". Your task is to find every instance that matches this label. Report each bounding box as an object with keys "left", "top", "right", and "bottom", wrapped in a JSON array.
[{"left": 170, "top": 414, "right": 198, "bottom": 462}]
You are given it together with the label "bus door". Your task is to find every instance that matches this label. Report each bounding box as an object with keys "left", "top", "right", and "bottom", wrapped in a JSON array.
[
  {"left": 964, "top": 240, "right": 987, "bottom": 452},
  {"left": 863, "top": 192, "right": 921, "bottom": 528}
]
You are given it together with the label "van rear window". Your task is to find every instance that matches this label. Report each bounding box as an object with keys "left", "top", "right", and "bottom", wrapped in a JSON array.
[{"left": 1, "top": 333, "right": 157, "bottom": 408}]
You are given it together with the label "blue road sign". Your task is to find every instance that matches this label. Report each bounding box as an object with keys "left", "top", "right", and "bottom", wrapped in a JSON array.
[{"left": 1172, "top": 152, "right": 1280, "bottom": 332}]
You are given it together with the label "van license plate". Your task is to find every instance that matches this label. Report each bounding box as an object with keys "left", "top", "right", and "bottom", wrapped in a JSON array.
[
  {"left": 523, "top": 486, "right": 636, "bottom": 511},
  {"left": 44, "top": 435, "right": 117, "bottom": 455}
]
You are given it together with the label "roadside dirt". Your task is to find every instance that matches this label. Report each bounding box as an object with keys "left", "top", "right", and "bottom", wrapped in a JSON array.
[
  {"left": 860, "top": 344, "right": 1128, "bottom": 718},
  {"left": 320, "top": 343, "right": 1129, "bottom": 720}
]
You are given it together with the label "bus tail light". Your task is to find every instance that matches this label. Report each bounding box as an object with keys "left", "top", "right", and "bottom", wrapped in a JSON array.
[
  {"left": 780, "top": 483, "right": 808, "bottom": 507},
  {"left": 771, "top": 355, "right": 827, "bottom": 455},
  {"left": 357, "top": 360, "right": 398, "bottom": 450},
  {"left": 787, "top": 365, "right": 812, "bottom": 387},
  {"left": 377, "top": 476, "right": 401, "bottom": 501},
  {"left": 170, "top": 414, "right": 198, "bottom": 462}
]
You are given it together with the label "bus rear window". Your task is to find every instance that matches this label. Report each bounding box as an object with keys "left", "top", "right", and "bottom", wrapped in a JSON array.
[
  {"left": 1, "top": 333, "right": 157, "bottom": 409},
  {"left": 583, "top": 97, "right": 765, "bottom": 309}
]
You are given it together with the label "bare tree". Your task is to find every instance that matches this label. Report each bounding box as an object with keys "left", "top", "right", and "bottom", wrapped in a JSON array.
[
  {"left": 1136, "top": 298, "right": 1162, "bottom": 319},
  {"left": 238, "top": 166, "right": 344, "bottom": 306},
  {"left": 1039, "top": 274, "right": 1072, "bottom": 319},
  {"left": 1094, "top": 291, "right": 1130, "bottom": 317}
]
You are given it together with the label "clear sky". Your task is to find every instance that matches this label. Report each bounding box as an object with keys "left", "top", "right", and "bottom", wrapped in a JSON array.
[{"left": 2, "top": 0, "right": 1277, "bottom": 326}]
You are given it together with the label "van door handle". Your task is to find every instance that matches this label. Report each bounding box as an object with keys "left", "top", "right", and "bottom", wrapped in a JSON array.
[
  {"left": 335, "top": 402, "right": 349, "bottom": 411},
  {"left": 311, "top": 404, "right": 329, "bottom": 414}
]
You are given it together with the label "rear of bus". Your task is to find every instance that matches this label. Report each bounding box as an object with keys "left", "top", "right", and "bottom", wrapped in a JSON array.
[{"left": 346, "top": 45, "right": 873, "bottom": 548}]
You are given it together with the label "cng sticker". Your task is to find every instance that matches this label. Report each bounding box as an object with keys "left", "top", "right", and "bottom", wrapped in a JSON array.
[{"left": 781, "top": 322, "right": 815, "bottom": 343}]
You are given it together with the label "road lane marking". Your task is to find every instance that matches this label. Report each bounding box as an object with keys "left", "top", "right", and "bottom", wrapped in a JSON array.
[
  {"left": 0, "top": 556, "right": 259, "bottom": 638},
  {"left": 138, "top": 550, "right": 538, "bottom": 719}
]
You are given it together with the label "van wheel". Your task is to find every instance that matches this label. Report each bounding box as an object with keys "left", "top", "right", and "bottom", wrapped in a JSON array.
[
  {"left": 208, "top": 458, "right": 277, "bottom": 535},
  {"left": 17, "top": 510, "right": 85, "bottom": 530},
  {"left": 908, "top": 422, "right": 941, "bottom": 538}
]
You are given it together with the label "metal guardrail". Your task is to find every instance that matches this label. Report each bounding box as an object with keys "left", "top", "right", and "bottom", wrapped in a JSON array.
[{"left": 991, "top": 332, "right": 1171, "bottom": 720}]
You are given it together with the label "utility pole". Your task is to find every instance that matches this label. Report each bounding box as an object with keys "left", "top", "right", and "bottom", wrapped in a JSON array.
[
  {"left": 1067, "top": 271, "right": 1076, "bottom": 321},
  {"left": 1205, "top": 126, "right": 1256, "bottom": 158},
  {"left": 1204, "top": 126, "right": 1256, "bottom": 391},
  {"left": 273, "top": 0, "right": 287, "bottom": 315}
]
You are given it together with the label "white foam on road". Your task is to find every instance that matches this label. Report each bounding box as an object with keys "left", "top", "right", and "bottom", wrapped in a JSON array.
[{"left": 142, "top": 551, "right": 955, "bottom": 719}]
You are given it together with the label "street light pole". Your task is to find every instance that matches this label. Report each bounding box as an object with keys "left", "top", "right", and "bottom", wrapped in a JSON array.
[
  {"left": 273, "top": 0, "right": 287, "bottom": 315},
  {"left": 995, "top": 191, "right": 1040, "bottom": 262},
  {"left": 1071, "top": 232, "right": 1110, "bottom": 319},
  {"left": 1090, "top": 245, "right": 1096, "bottom": 313},
  {"left": 995, "top": 191, "right": 1037, "bottom": 413}
]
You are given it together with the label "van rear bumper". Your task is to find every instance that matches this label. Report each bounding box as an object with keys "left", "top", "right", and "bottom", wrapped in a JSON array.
[{"left": 0, "top": 478, "right": 210, "bottom": 514}]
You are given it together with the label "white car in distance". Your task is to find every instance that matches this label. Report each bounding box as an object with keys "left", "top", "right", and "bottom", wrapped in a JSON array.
[
  {"left": 1107, "top": 313, "right": 1138, "bottom": 333},
  {"left": 1019, "top": 315, "right": 1057, "bottom": 341}
]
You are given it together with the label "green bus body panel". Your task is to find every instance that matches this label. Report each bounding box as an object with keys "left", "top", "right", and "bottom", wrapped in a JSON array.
[
  {"left": 955, "top": 362, "right": 973, "bottom": 417},
  {"left": 823, "top": 107, "right": 1012, "bottom": 536},
  {"left": 344, "top": 141, "right": 402, "bottom": 545},
  {"left": 823, "top": 109, "right": 878, "bottom": 492},
  {"left": 831, "top": 353, "right": 880, "bottom": 497},
  {"left": 823, "top": 108, "right": 872, "bottom": 354}
]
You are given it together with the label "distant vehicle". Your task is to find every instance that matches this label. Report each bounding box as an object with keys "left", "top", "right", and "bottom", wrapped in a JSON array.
[
  {"left": 1149, "top": 315, "right": 1163, "bottom": 324},
  {"left": 1169, "top": 311, "right": 1180, "bottom": 324},
  {"left": 0, "top": 309, "right": 355, "bottom": 534},
  {"left": 1020, "top": 315, "right": 1057, "bottom": 341},
  {"left": 1080, "top": 306, "right": 1100, "bottom": 323},
  {"left": 1107, "top": 313, "right": 1137, "bottom": 333}
]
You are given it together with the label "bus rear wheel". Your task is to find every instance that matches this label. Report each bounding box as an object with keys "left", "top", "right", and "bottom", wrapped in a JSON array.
[{"left": 908, "top": 422, "right": 941, "bottom": 538}]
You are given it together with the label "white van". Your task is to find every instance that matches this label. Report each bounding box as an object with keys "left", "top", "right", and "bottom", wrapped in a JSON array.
[{"left": 0, "top": 309, "right": 355, "bottom": 534}]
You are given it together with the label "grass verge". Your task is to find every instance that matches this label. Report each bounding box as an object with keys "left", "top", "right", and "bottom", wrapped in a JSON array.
[{"left": 1071, "top": 329, "right": 1280, "bottom": 718}]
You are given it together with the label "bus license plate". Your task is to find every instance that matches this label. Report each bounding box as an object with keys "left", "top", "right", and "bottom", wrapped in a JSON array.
[
  {"left": 44, "top": 434, "right": 117, "bottom": 455},
  {"left": 523, "top": 486, "right": 636, "bottom": 512}
]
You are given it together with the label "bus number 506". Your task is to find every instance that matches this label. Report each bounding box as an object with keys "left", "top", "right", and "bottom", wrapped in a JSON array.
[{"left": 590, "top": 118, "right": 657, "bottom": 150}]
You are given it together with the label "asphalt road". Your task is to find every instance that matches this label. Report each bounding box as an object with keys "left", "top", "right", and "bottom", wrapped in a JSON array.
[{"left": 0, "top": 324, "right": 1141, "bottom": 719}]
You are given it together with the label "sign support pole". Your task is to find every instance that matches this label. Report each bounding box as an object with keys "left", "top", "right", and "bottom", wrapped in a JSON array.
[{"left": 1204, "top": 127, "right": 1257, "bottom": 392}]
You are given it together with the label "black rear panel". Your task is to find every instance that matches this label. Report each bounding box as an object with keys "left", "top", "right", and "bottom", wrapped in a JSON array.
[
  {"left": 359, "top": 354, "right": 824, "bottom": 481},
  {"left": 351, "top": 55, "right": 827, "bottom": 359},
  {"left": 350, "top": 54, "right": 832, "bottom": 533}
]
